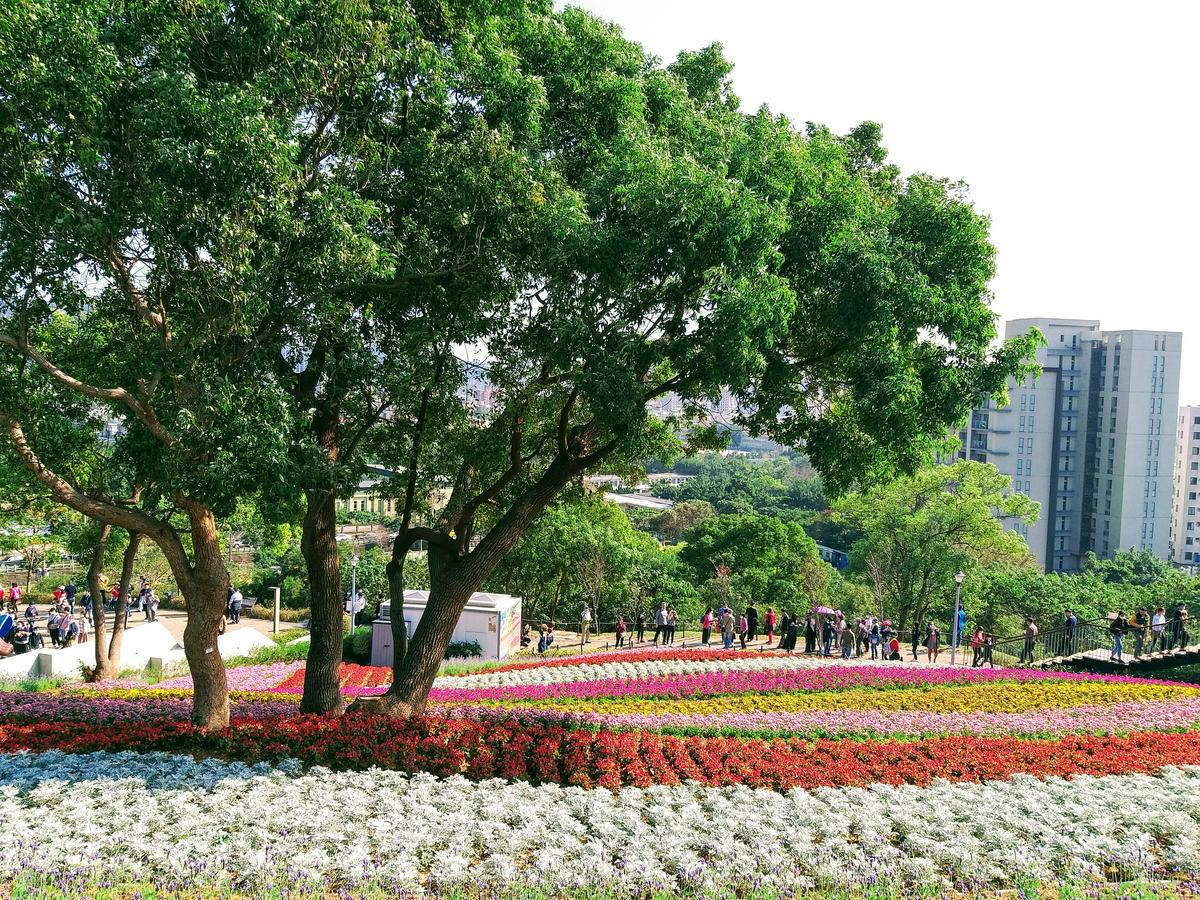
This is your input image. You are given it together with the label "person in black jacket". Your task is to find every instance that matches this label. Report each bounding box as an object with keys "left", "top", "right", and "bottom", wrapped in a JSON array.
[
  {"left": 1109, "top": 610, "right": 1128, "bottom": 662},
  {"left": 745, "top": 603, "right": 759, "bottom": 644}
]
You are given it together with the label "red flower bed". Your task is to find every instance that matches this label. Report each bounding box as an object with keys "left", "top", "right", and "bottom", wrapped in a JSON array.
[
  {"left": 273, "top": 663, "right": 390, "bottom": 695},
  {"left": 4, "top": 714, "right": 1200, "bottom": 791}
]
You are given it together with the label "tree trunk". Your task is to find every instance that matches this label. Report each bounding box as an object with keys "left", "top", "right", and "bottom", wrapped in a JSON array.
[
  {"left": 87, "top": 524, "right": 115, "bottom": 681},
  {"left": 105, "top": 531, "right": 141, "bottom": 674},
  {"left": 385, "top": 551, "right": 409, "bottom": 679},
  {"left": 299, "top": 487, "right": 344, "bottom": 715},
  {"left": 381, "top": 564, "right": 476, "bottom": 715},
  {"left": 179, "top": 504, "right": 231, "bottom": 731}
]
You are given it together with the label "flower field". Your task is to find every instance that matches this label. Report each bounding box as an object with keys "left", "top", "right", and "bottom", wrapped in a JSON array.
[{"left": 4, "top": 646, "right": 1200, "bottom": 896}]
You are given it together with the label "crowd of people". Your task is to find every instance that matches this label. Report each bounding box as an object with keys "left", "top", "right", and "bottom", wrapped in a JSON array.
[{"left": 0, "top": 576, "right": 171, "bottom": 657}]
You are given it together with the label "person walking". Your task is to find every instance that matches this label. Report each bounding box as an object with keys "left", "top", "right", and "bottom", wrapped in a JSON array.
[
  {"left": 652, "top": 602, "right": 669, "bottom": 645},
  {"left": 635, "top": 611, "right": 646, "bottom": 644},
  {"left": 821, "top": 617, "right": 836, "bottom": 657},
  {"left": 65, "top": 581, "right": 76, "bottom": 615},
  {"left": 745, "top": 603, "right": 759, "bottom": 644},
  {"left": 1172, "top": 603, "right": 1190, "bottom": 651},
  {"left": 982, "top": 633, "right": 995, "bottom": 667},
  {"left": 47, "top": 608, "right": 61, "bottom": 649},
  {"left": 700, "top": 607, "right": 714, "bottom": 646},
  {"left": 579, "top": 603, "right": 592, "bottom": 645},
  {"left": 1151, "top": 607, "right": 1167, "bottom": 653},
  {"left": 228, "top": 587, "right": 243, "bottom": 625},
  {"left": 925, "top": 624, "right": 940, "bottom": 663},
  {"left": 1063, "top": 610, "right": 1079, "bottom": 656},
  {"left": 665, "top": 608, "right": 678, "bottom": 645},
  {"left": 1130, "top": 607, "right": 1148, "bottom": 659},
  {"left": 764, "top": 607, "right": 777, "bottom": 645},
  {"left": 738, "top": 613, "right": 749, "bottom": 650},
  {"left": 910, "top": 620, "right": 921, "bottom": 660},
  {"left": 1017, "top": 617, "right": 1038, "bottom": 665},
  {"left": 1109, "top": 610, "right": 1128, "bottom": 662},
  {"left": 804, "top": 616, "right": 817, "bottom": 654},
  {"left": 955, "top": 604, "right": 967, "bottom": 651}
]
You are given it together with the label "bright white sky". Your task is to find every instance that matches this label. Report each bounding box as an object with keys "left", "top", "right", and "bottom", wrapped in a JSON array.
[{"left": 572, "top": 0, "right": 1200, "bottom": 404}]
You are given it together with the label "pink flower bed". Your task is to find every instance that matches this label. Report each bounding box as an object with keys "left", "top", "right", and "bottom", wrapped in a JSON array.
[
  {"left": 443, "top": 696, "right": 1200, "bottom": 737},
  {"left": 152, "top": 660, "right": 305, "bottom": 692}
]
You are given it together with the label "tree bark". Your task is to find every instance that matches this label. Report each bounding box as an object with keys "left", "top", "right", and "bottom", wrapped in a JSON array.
[
  {"left": 299, "top": 487, "right": 344, "bottom": 715},
  {"left": 385, "top": 549, "right": 409, "bottom": 681},
  {"left": 106, "top": 531, "right": 140, "bottom": 674},
  {"left": 179, "top": 503, "right": 231, "bottom": 730},
  {"left": 87, "top": 524, "right": 114, "bottom": 681},
  {"left": 379, "top": 456, "right": 577, "bottom": 715}
]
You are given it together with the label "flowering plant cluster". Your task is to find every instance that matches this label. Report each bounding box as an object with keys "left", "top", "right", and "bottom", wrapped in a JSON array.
[
  {"left": 6, "top": 712, "right": 1200, "bottom": 790},
  {"left": 4, "top": 750, "right": 1199, "bottom": 894}
]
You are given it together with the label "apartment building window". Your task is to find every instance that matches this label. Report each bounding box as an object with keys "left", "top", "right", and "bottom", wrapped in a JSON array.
[
  {"left": 1030, "top": 395, "right": 1036, "bottom": 410},
  {"left": 1018, "top": 437, "right": 1025, "bottom": 453},
  {"left": 1017, "top": 458, "right": 1025, "bottom": 475},
  {"left": 1111, "top": 417, "right": 1117, "bottom": 432},
  {"left": 1019, "top": 416, "right": 1025, "bottom": 432},
  {"left": 1021, "top": 395, "right": 1027, "bottom": 411},
  {"left": 1028, "top": 438, "right": 1034, "bottom": 454}
]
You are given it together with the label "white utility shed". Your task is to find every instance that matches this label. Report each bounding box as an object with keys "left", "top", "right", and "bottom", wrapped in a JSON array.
[{"left": 371, "top": 590, "right": 522, "bottom": 666}]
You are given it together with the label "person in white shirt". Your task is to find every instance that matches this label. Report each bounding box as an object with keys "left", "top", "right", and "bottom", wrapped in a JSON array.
[
  {"left": 228, "top": 588, "right": 243, "bottom": 624},
  {"left": 1151, "top": 607, "right": 1167, "bottom": 654}
]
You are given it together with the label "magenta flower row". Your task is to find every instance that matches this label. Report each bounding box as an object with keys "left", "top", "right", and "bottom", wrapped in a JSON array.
[{"left": 427, "top": 665, "right": 1179, "bottom": 704}]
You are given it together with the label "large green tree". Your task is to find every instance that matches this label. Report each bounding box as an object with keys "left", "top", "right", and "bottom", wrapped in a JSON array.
[
  {"left": 367, "top": 16, "right": 1035, "bottom": 715},
  {"left": 0, "top": 0, "right": 392, "bottom": 727},
  {"left": 833, "top": 460, "right": 1040, "bottom": 631}
]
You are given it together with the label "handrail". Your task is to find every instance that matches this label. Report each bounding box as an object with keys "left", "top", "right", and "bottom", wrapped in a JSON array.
[{"left": 992, "top": 616, "right": 1190, "bottom": 668}]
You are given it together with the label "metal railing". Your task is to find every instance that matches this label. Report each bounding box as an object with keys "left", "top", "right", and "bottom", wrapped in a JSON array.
[{"left": 992, "top": 618, "right": 1193, "bottom": 668}]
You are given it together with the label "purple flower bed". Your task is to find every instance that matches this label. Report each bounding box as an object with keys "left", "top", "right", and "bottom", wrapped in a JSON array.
[
  {"left": 428, "top": 665, "right": 1183, "bottom": 704},
  {"left": 0, "top": 693, "right": 296, "bottom": 724}
]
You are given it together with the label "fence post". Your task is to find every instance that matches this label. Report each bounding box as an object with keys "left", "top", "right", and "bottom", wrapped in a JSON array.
[{"left": 271, "top": 586, "right": 280, "bottom": 635}]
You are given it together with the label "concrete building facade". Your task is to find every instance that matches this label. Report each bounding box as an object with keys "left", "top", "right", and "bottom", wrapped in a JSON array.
[
  {"left": 955, "top": 318, "right": 1181, "bottom": 573},
  {"left": 1171, "top": 405, "right": 1200, "bottom": 569}
]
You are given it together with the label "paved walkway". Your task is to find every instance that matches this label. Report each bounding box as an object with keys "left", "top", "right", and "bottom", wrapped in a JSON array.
[
  {"left": 100, "top": 605, "right": 301, "bottom": 645},
  {"left": 530, "top": 629, "right": 984, "bottom": 667}
]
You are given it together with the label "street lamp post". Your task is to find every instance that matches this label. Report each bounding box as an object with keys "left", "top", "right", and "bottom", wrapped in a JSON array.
[
  {"left": 950, "top": 570, "right": 965, "bottom": 665},
  {"left": 349, "top": 555, "right": 360, "bottom": 635}
]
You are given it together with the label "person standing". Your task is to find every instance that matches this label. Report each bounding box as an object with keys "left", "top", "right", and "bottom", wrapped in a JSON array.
[
  {"left": 1063, "top": 610, "right": 1078, "bottom": 656},
  {"left": 745, "top": 602, "right": 759, "bottom": 644},
  {"left": 839, "top": 622, "right": 855, "bottom": 659},
  {"left": 652, "top": 602, "right": 669, "bottom": 645},
  {"left": 720, "top": 608, "right": 736, "bottom": 650},
  {"left": 228, "top": 587, "right": 243, "bottom": 625},
  {"left": 804, "top": 616, "right": 817, "bottom": 654},
  {"left": 821, "top": 617, "right": 836, "bottom": 657},
  {"left": 869, "top": 620, "right": 881, "bottom": 660},
  {"left": 764, "top": 607, "right": 777, "bottom": 645},
  {"left": 614, "top": 615, "right": 627, "bottom": 648},
  {"left": 635, "top": 611, "right": 646, "bottom": 644},
  {"left": 579, "top": 603, "right": 592, "bottom": 645},
  {"left": 666, "top": 607, "right": 678, "bottom": 645},
  {"left": 970, "top": 626, "right": 985, "bottom": 667},
  {"left": 955, "top": 604, "right": 967, "bottom": 650},
  {"left": 1109, "top": 610, "right": 1128, "bottom": 662},
  {"left": 925, "top": 624, "right": 940, "bottom": 663},
  {"left": 47, "top": 608, "right": 62, "bottom": 649},
  {"left": 700, "top": 607, "right": 714, "bottom": 646},
  {"left": 64, "top": 581, "right": 76, "bottom": 615},
  {"left": 1151, "top": 607, "right": 1167, "bottom": 653},
  {"left": 1018, "top": 617, "right": 1038, "bottom": 665},
  {"left": 910, "top": 620, "right": 921, "bottom": 660},
  {"left": 738, "top": 613, "right": 749, "bottom": 649}
]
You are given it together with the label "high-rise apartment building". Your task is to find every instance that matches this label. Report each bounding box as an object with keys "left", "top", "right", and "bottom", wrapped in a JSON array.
[
  {"left": 1171, "top": 405, "right": 1200, "bottom": 569},
  {"left": 955, "top": 318, "right": 1181, "bottom": 573}
]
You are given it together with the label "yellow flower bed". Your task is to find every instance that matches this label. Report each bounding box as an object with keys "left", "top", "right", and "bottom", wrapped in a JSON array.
[{"left": 485, "top": 681, "right": 1199, "bottom": 716}]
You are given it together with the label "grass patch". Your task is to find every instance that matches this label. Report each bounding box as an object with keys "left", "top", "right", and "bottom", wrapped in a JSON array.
[{"left": 0, "top": 675, "right": 68, "bottom": 693}]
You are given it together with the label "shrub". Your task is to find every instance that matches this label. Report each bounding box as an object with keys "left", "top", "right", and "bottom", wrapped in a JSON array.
[
  {"left": 445, "top": 640, "right": 483, "bottom": 660},
  {"left": 343, "top": 626, "right": 372, "bottom": 665}
]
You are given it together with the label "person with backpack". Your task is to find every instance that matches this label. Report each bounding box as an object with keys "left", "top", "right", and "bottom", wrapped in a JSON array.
[{"left": 1109, "top": 610, "right": 1128, "bottom": 662}]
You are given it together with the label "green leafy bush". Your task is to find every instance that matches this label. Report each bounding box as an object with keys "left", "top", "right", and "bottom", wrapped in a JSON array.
[
  {"left": 444, "top": 640, "right": 483, "bottom": 659},
  {"left": 343, "top": 626, "right": 372, "bottom": 665}
]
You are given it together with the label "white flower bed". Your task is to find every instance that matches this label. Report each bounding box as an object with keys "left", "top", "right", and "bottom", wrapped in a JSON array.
[
  {"left": 436, "top": 654, "right": 931, "bottom": 689},
  {"left": 2, "top": 750, "right": 1197, "bottom": 893}
]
